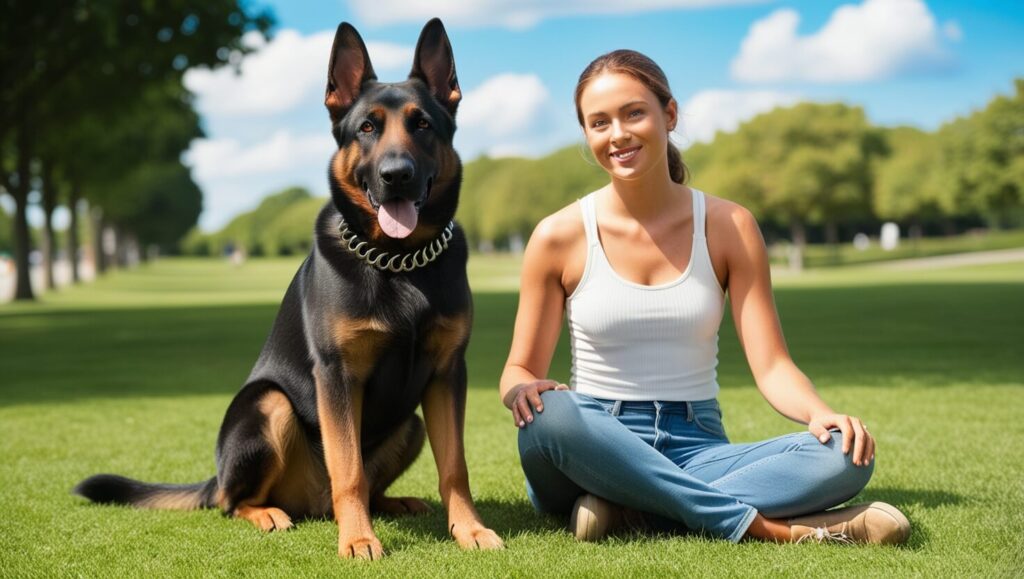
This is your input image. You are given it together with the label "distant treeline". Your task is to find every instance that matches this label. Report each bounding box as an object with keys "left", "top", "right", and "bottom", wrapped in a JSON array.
[{"left": 182, "top": 79, "right": 1023, "bottom": 266}]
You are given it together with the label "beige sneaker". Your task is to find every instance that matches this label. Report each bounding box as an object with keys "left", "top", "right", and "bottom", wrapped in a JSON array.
[
  {"left": 569, "top": 494, "right": 624, "bottom": 541},
  {"left": 789, "top": 502, "right": 911, "bottom": 545}
]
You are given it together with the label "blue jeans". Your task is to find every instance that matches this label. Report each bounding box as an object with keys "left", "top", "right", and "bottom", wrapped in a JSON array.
[{"left": 518, "top": 391, "right": 873, "bottom": 542}]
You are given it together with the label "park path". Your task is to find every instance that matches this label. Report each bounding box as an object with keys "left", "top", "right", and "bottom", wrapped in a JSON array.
[{"left": 874, "top": 247, "right": 1024, "bottom": 271}]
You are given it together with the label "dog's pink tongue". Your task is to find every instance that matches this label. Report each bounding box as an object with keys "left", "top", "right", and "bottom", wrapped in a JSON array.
[{"left": 378, "top": 199, "right": 418, "bottom": 239}]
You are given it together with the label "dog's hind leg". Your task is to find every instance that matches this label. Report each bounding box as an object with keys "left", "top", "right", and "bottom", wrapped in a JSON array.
[
  {"left": 366, "top": 414, "right": 432, "bottom": 516},
  {"left": 217, "top": 384, "right": 327, "bottom": 532}
]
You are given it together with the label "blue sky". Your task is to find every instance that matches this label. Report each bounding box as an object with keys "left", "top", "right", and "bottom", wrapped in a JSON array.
[{"left": 179, "top": 0, "right": 1024, "bottom": 231}]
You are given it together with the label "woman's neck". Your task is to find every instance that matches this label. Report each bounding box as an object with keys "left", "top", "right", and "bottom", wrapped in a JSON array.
[{"left": 604, "top": 167, "right": 686, "bottom": 223}]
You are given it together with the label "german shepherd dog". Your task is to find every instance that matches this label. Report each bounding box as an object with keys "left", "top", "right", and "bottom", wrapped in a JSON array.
[{"left": 74, "top": 19, "right": 503, "bottom": 560}]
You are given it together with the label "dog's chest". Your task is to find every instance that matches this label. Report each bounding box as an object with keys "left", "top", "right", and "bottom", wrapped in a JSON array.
[
  {"left": 334, "top": 276, "right": 467, "bottom": 394},
  {"left": 349, "top": 311, "right": 468, "bottom": 435}
]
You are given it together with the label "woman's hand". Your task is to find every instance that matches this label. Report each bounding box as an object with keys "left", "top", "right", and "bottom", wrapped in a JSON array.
[
  {"left": 808, "top": 412, "right": 875, "bottom": 467},
  {"left": 505, "top": 380, "right": 568, "bottom": 428}
]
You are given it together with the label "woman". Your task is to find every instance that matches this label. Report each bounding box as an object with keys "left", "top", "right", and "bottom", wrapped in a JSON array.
[{"left": 498, "top": 50, "right": 911, "bottom": 545}]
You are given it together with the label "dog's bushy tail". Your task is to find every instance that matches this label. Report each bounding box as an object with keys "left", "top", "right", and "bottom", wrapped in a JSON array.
[{"left": 73, "top": 474, "right": 218, "bottom": 511}]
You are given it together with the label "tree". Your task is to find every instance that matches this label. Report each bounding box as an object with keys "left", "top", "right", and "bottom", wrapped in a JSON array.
[
  {"left": 0, "top": 0, "right": 273, "bottom": 299},
  {"left": 685, "top": 103, "right": 883, "bottom": 270},
  {"left": 873, "top": 127, "right": 951, "bottom": 238},
  {"left": 104, "top": 162, "right": 204, "bottom": 256},
  {"left": 937, "top": 78, "right": 1024, "bottom": 228}
]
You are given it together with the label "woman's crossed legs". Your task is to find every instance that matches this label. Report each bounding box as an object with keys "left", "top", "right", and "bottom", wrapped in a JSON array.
[{"left": 518, "top": 391, "right": 875, "bottom": 542}]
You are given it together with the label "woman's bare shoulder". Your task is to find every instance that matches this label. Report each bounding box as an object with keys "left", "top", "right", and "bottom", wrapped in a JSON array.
[
  {"left": 702, "top": 192, "right": 762, "bottom": 240},
  {"left": 529, "top": 199, "right": 588, "bottom": 252}
]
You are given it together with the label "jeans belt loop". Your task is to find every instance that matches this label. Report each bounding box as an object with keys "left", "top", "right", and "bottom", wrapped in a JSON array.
[
  {"left": 686, "top": 401, "right": 694, "bottom": 422},
  {"left": 611, "top": 400, "right": 623, "bottom": 416}
]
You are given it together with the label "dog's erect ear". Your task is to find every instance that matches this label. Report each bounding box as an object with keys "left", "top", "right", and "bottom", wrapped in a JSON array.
[
  {"left": 409, "top": 18, "right": 461, "bottom": 115},
  {"left": 326, "top": 22, "right": 377, "bottom": 123}
]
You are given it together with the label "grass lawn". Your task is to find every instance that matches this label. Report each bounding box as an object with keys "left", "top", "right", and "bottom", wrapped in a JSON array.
[{"left": 1, "top": 256, "right": 1022, "bottom": 577}]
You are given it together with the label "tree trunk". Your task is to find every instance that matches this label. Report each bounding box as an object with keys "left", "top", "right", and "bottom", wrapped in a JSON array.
[
  {"left": 909, "top": 220, "right": 923, "bottom": 252},
  {"left": 824, "top": 220, "right": 840, "bottom": 265},
  {"left": 41, "top": 159, "right": 58, "bottom": 291},
  {"left": 788, "top": 218, "right": 806, "bottom": 272},
  {"left": 13, "top": 123, "right": 35, "bottom": 301},
  {"left": 92, "top": 207, "right": 108, "bottom": 275},
  {"left": 68, "top": 180, "right": 81, "bottom": 283},
  {"left": 114, "top": 226, "right": 129, "bottom": 268}
]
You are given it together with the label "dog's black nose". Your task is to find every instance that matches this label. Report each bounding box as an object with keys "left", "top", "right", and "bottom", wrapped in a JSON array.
[{"left": 379, "top": 157, "right": 415, "bottom": 185}]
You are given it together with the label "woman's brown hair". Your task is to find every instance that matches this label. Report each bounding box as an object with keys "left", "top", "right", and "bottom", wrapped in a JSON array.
[{"left": 574, "top": 49, "right": 688, "bottom": 184}]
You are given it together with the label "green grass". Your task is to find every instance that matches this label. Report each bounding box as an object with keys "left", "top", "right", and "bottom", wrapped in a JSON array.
[{"left": 1, "top": 256, "right": 1023, "bottom": 577}]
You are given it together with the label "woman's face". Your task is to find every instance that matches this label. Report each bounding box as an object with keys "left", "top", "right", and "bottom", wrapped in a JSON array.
[{"left": 579, "top": 72, "right": 677, "bottom": 183}]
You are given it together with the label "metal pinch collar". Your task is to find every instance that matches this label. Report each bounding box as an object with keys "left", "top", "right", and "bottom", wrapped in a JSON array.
[{"left": 337, "top": 216, "right": 454, "bottom": 272}]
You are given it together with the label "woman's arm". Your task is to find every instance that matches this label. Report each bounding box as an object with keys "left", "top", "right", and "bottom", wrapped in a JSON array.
[
  {"left": 722, "top": 204, "right": 874, "bottom": 466},
  {"left": 499, "top": 214, "right": 578, "bottom": 427}
]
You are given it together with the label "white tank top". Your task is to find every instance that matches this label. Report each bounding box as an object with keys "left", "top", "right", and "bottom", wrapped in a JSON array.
[{"left": 566, "top": 188, "right": 725, "bottom": 401}]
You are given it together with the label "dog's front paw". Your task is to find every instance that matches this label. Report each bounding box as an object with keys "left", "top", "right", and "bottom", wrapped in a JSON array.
[
  {"left": 450, "top": 523, "right": 504, "bottom": 550},
  {"left": 339, "top": 534, "right": 385, "bottom": 561}
]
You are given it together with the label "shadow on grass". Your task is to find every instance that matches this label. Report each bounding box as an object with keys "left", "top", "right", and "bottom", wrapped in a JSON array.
[
  {"left": 860, "top": 486, "right": 964, "bottom": 509},
  {"left": 857, "top": 486, "right": 967, "bottom": 550},
  {"left": 365, "top": 497, "right": 564, "bottom": 551},
  {"left": 305, "top": 486, "right": 965, "bottom": 550},
  {"left": 2, "top": 283, "right": 1022, "bottom": 407}
]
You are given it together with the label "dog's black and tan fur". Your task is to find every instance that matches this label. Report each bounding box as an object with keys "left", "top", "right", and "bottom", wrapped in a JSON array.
[{"left": 74, "top": 19, "right": 503, "bottom": 559}]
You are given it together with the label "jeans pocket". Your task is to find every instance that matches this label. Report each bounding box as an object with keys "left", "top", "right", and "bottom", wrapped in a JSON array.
[
  {"left": 692, "top": 404, "right": 727, "bottom": 439},
  {"left": 591, "top": 397, "right": 616, "bottom": 415}
]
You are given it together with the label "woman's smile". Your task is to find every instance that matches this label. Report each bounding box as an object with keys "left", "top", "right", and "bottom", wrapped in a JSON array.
[{"left": 610, "top": 145, "right": 642, "bottom": 164}]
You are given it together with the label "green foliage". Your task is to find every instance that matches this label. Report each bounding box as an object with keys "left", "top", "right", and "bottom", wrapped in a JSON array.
[
  {"left": 105, "top": 163, "right": 204, "bottom": 252},
  {"left": 689, "top": 103, "right": 881, "bottom": 233},
  {"left": 187, "top": 186, "right": 314, "bottom": 256},
  {"left": 937, "top": 79, "right": 1024, "bottom": 227},
  {"left": 458, "top": 146, "right": 608, "bottom": 247},
  {"left": 873, "top": 127, "right": 951, "bottom": 223},
  {"left": 258, "top": 197, "right": 327, "bottom": 256}
]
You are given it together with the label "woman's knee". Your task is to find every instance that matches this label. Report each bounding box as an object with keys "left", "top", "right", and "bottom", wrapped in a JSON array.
[
  {"left": 811, "top": 431, "right": 874, "bottom": 494},
  {"left": 520, "top": 390, "right": 586, "bottom": 443}
]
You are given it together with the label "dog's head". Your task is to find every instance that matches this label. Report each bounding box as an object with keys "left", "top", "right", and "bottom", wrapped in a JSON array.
[{"left": 325, "top": 18, "right": 461, "bottom": 247}]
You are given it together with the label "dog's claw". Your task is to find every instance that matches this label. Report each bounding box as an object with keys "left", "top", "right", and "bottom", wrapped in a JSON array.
[
  {"left": 450, "top": 524, "right": 504, "bottom": 551},
  {"left": 339, "top": 535, "right": 385, "bottom": 561}
]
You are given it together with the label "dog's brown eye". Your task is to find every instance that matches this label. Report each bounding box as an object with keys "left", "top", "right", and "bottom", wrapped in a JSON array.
[
  {"left": 417, "top": 118, "right": 430, "bottom": 130},
  {"left": 360, "top": 121, "right": 374, "bottom": 133}
]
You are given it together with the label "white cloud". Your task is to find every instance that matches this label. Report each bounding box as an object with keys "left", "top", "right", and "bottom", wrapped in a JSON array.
[
  {"left": 185, "top": 131, "right": 335, "bottom": 180},
  {"left": 731, "top": 0, "right": 956, "bottom": 84},
  {"left": 459, "top": 74, "right": 549, "bottom": 137},
  {"left": 679, "top": 89, "right": 802, "bottom": 145},
  {"left": 349, "top": 0, "right": 771, "bottom": 29},
  {"left": 454, "top": 73, "right": 557, "bottom": 158},
  {"left": 184, "top": 29, "right": 414, "bottom": 117}
]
